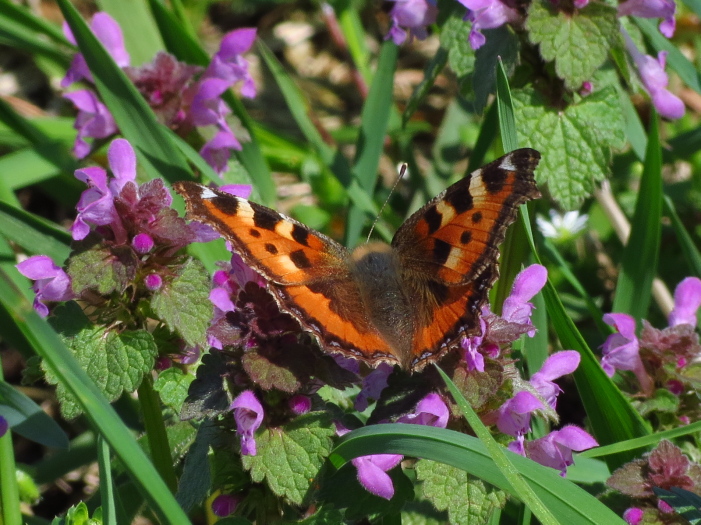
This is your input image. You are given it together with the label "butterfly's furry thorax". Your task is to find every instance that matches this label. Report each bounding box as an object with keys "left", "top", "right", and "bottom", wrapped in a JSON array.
[
  {"left": 173, "top": 147, "right": 542, "bottom": 373},
  {"left": 349, "top": 242, "right": 415, "bottom": 368}
]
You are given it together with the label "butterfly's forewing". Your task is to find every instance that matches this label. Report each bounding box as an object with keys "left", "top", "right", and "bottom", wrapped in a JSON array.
[
  {"left": 174, "top": 181, "right": 349, "bottom": 285},
  {"left": 391, "top": 148, "right": 541, "bottom": 369},
  {"left": 393, "top": 148, "right": 541, "bottom": 286},
  {"left": 174, "top": 181, "right": 401, "bottom": 366}
]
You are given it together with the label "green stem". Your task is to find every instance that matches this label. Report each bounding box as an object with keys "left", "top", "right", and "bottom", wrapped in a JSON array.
[
  {"left": 0, "top": 358, "right": 21, "bottom": 525},
  {"left": 137, "top": 374, "right": 177, "bottom": 493}
]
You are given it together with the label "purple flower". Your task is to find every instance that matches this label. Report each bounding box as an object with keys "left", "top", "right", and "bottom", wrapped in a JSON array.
[
  {"left": 522, "top": 425, "right": 598, "bottom": 475},
  {"left": 461, "top": 317, "right": 488, "bottom": 372},
  {"left": 288, "top": 394, "right": 312, "bottom": 415},
  {"left": 530, "top": 351, "right": 580, "bottom": 409},
  {"left": 385, "top": 0, "right": 438, "bottom": 45},
  {"left": 397, "top": 393, "right": 449, "bottom": 428},
  {"left": 0, "top": 415, "right": 8, "bottom": 437},
  {"left": 204, "top": 28, "right": 257, "bottom": 98},
  {"left": 618, "top": 0, "right": 676, "bottom": 38},
  {"left": 668, "top": 277, "right": 701, "bottom": 327},
  {"left": 16, "top": 255, "right": 74, "bottom": 317},
  {"left": 601, "top": 313, "right": 653, "bottom": 394},
  {"left": 63, "top": 90, "right": 118, "bottom": 159},
  {"left": 457, "top": 0, "right": 521, "bottom": 50},
  {"left": 231, "top": 390, "right": 264, "bottom": 456},
  {"left": 144, "top": 274, "right": 163, "bottom": 291},
  {"left": 211, "top": 494, "right": 241, "bottom": 517},
  {"left": 355, "top": 362, "right": 393, "bottom": 411},
  {"left": 132, "top": 233, "right": 154, "bottom": 254},
  {"left": 502, "top": 264, "right": 547, "bottom": 335},
  {"left": 622, "top": 29, "right": 684, "bottom": 120},
  {"left": 342, "top": 393, "right": 449, "bottom": 500},
  {"left": 62, "top": 13, "right": 130, "bottom": 88},
  {"left": 623, "top": 507, "right": 644, "bottom": 525},
  {"left": 496, "top": 391, "right": 544, "bottom": 438},
  {"left": 71, "top": 138, "right": 136, "bottom": 242},
  {"left": 352, "top": 454, "right": 403, "bottom": 500},
  {"left": 574, "top": 0, "right": 589, "bottom": 7}
]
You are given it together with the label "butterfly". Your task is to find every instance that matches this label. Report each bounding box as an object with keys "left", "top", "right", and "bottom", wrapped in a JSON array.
[{"left": 174, "top": 148, "right": 541, "bottom": 372}]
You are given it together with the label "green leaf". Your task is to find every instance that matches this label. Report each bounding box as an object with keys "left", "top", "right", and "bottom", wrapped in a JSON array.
[
  {"left": 513, "top": 86, "right": 625, "bottom": 209},
  {"left": 0, "top": 380, "right": 69, "bottom": 449},
  {"left": 151, "top": 257, "right": 211, "bottom": 348},
  {"left": 68, "top": 245, "right": 137, "bottom": 296},
  {"left": 242, "top": 412, "right": 335, "bottom": 505},
  {"left": 527, "top": 0, "right": 618, "bottom": 90},
  {"left": 46, "top": 302, "right": 157, "bottom": 419},
  {"left": 176, "top": 421, "right": 216, "bottom": 512},
  {"left": 440, "top": 14, "right": 475, "bottom": 78},
  {"left": 663, "top": 195, "right": 701, "bottom": 278},
  {"left": 612, "top": 112, "right": 662, "bottom": 319},
  {"left": 153, "top": 367, "right": 194, "bottom": 413},
  {"left": 416, "top": 459, "right": 507, "bottom": 524}
]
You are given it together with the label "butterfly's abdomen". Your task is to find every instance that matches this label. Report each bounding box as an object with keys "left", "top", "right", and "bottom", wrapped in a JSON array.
[{"left": 350, "top": 242, "right": 414, "bottom": 368}]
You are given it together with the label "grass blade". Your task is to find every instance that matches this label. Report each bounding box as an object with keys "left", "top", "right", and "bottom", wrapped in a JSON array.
[
  {"left": 612, "top": 112, "right": 662, "bottom": 319},
  {"left": 343, "top": 40, "right": 397, "bottom": 246}
]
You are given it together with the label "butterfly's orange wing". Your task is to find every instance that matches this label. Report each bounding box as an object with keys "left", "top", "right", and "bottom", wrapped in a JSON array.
[
  {"left": 392, "top": 148, "right": 541, "bottom": 370},
  {"left": 173, "top": 181, "right": 400, "bottom": 366}
]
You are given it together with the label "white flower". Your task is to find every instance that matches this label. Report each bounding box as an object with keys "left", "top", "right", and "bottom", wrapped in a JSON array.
[{"left": 536, "top": 210, "right": 588, "bottom": 241}]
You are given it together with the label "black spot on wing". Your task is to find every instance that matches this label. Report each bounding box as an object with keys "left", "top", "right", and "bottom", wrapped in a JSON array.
[
  {"left": 265, "top": 243, "right": 278, "bottom": 254},
  {"left": 291, "top": 224, "right": 310, "bottom": 246},
  {"left": 483, "top": 167, "right": 507, "bottom": 194},
  {"left": 460, "top": 231, "right": 472, "bottom": 244},
  {"left": 433, "top": 239, "right": 451, "bottom": 265},
  {"left": 211, "top": 195, "right": 238, "bottom": 215},
  {"left": 253, "top": 207, "right": 280, "bottom": 231},
  {"left": 471, "top": 212, "right": 483, "bottom": 224},
  {"left": 250, "top": 229, "right": 261, "bottom": 238},
  {"left": 290, "top": 249, "right": 312, "bottom": 269},
  {"left": 446, "top": 187, "right": 473, "bottom": 214},
  {"left": 424, "top": 205, "right": 442, "bottom": 234}
]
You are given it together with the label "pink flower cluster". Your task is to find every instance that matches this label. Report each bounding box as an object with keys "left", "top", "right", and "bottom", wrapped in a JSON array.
[{"left": 62, "top": 13, "right": 257, "bottom": 174}]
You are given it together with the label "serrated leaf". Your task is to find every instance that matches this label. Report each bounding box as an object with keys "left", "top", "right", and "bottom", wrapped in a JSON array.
[
  {"left": 241, "top": 350, "right": 302, "bottom": 393},
  {"left": 527, "top": 0, "right": 618, "bottom": 90},
  {"left": 46, "top": 302, "right": 157, "bottom": 419},
  {"left": 68, "top": 245, "right": 137, "bottom": 296},
  {"left": 416, "top": 459, "right": 507, "bottom": 525},
  {"left": 153, "top": 367, "right": 194, "bottom": 413},
  {"left": 512, "top": 87, "right": 625, "bottom": 209},
  {"left": 151, "top": 257, "right": 211, "bottom": 347},
  {"left": 180, "top": 351, "right": 230, "bottom": 420},
  {"left": 242, "top": 412, "right": 335, "bottom": 505},
  {"left": 440, "top": 15, "right": 475, "bottom": 78},
  {"left": 176, "top": 421, "right": 216, "bottom": 512}
]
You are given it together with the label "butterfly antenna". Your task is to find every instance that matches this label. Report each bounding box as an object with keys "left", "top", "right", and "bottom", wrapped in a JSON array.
[{"left": 366, "top": 163, "right": 407, "bottom": 243}]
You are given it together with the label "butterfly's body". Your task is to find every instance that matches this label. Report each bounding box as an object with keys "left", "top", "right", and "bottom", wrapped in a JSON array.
[{"left": 174, "top": 148, "right": 541, "bottom": 372}]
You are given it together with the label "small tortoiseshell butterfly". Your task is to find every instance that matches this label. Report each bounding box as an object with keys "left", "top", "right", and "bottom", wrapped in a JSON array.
[{"left": 174, "top": 148, "right": 541, "bottom": 372}]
